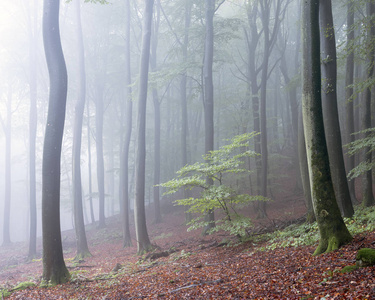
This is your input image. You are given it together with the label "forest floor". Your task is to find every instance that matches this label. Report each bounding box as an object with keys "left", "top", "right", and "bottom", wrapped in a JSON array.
[{"left": 1, "top": 195, "right": 375, "bottom": 299}]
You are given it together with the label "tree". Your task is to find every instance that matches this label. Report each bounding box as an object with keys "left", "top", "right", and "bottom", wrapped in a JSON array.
[
  {"left": 319, "top": 0, "right": 354, "bottom": 217},
  {"left": 42, "top": 0, "right": 70, "bottom": 284},
  {"left": 26, "top": 0, "right": 38, "bottom": 260},
  {"left": 151, "top": 0, "right": 162, "bottom": 224},
  {"left": 121, "top": 0, "right": 133, "bottom": 248},
  {"left": 161, "top": 133, "right": 266, "bottom": 239},
  {"left": 202, "top": 0, "right": 216, "bottom": 235},
  {"left": 134, "top": 0, "right": 154, "bottom": 254},
  {"left": 361, "top": 1, "right": 375, "bottom": 207},
  {"left": 1, "top": 85, "right": 13, "bottom": 246},
  {"left": 72, "top": 0, "right": 91, "bottom": 260},
  {"left": 345, "top": 0, "right": 357, "bottom": 203},
  {"left": 301, "top": 0, "right": 352, "bottom": 255}
]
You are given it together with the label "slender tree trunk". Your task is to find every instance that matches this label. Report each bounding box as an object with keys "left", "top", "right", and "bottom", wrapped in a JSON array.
[
  {"left": 86, "top": 100, "right": 95, "bottom": 225},
  {"left": 121, "top": 0, "right": 133, "bottom": 248},
  {"left": 345, "top": 0, "right": 357, "bottom": 203},
  {"left": 151, "top": 0, "right": 162, "bottom": 223},
  {"left": 72, "top": 0, "right": 91, "bottom": 260},
  {"left": 302, "top": 0, "right": 352, "bottom": 255},
  {"left": 134, "top": 0, "right": 154, "bottom": 254},
  {"left": 2, "top": 88, "right": 12, "bottom": 246},
  {"left": 362, "top": 2, "right": 375, "bottom": 207},
  {"left": 96, "top": 83, "right": 106, "bottom": 228},
  {"left": 319, "top": 0, "right": 354, "bottom": 217},
  {"left": 27, "top": 0, "right": 38, "bottom": 259},
  {"left": 202, "top": 0, "right": 215, "bottom": 235},
  {"left": 42, "top": 0, "right": 70, "bottom": 284}
]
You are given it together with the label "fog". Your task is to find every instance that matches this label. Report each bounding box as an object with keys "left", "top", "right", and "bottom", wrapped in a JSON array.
[{"left": 0, "top": 0, "right": 353, "bottom": 246}]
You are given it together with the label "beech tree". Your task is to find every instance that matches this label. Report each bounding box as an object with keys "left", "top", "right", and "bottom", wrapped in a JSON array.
[
  {"left": 134, "top": 0, "right": 154, "bottom": 254},
  {"left": 72, "top": 0, "right": 91, "bottom": 260},
  {"left": 121, "top": 0, "right": 133, "bottom": 248},
  {"left": 302, "top": 0, "right": 352, "bottom": 255},
  {"left": 319, "top": 0, "right": 354, "bottom": 217},
  {"left": 42, "top": 0, "right": 70, "bottom": 284}
]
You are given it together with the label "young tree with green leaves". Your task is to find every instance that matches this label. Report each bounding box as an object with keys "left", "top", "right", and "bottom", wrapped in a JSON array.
[{"left": 161, "top": 133, "right": 267, "bottom": 239}]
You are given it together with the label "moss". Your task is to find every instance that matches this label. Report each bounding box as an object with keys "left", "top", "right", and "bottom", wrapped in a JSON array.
[
  {"left": 340, "top": 265, "right": 359, "bottom": 273},
  {"left": 356, "top": 248, "right": 375, "bottom": 267}
]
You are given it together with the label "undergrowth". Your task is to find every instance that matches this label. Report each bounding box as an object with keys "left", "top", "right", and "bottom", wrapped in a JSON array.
[{"left": 256, "top": 205, "right": 375, "bottom": 251}]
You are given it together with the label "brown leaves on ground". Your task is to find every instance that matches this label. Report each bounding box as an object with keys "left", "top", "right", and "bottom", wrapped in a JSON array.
[{"left": 1, "top": 204, "right": 375, "bottom": 299}]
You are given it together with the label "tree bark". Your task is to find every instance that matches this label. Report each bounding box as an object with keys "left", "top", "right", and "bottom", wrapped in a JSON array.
[
  {"left": 302, "top": 0, "right": 352, "bottom": 255},
  {"left": 345, "top": 0, "right": 357, "bottom": 203},
  {"left": 1, "top": 87, "right": 12, "bottom": 246},
  {"left": 134, "top": 0, "right": 154, "bottom": 254},
  {"left": 319, "top": 0, "right": 354, "bottom": 217},
  {"left": 362, "top": 1, "right": 375, "bottom": 207},
  {"left": 95, "top": 82, "right": 106, "bottom": 228},
  {"left": 27, "top": 0, "right": 38, "bottom": 260},
  {"left": 151, "top": 0, "right": 162, "bottom": 224},
  {"left": 42, "top": 0, "right": 70, "bottom": 284},
  {"left": 202, "top": 0, "right": 215, "bottom": 235},
  {"left": 121, "top": 0, "right": 133, "bottom": 248},
  {"left": 72, "top": 0, "right": 91, "bottom": 260}
]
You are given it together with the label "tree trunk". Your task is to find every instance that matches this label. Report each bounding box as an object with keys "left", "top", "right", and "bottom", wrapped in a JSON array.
[
  {"left": 345, "top": 0, "right": 357, "bottom": 203},
  {"left": 95, "top": 82, "right": 106, "bottom": 228},
  {"left": 362, "top": 2, "right": 375, "bottom": 207},
  {"left": 121, "top": 0, "right": 133, "bottom": 248},
  {"left": 134, "top": 0, "right": 154, "bottom": 254},
  {"left": 86, "top": 100, "right": 95, "bottom": 225},
  {"left": 27, "top": 0, "right": 38, "bottom": 260},
  {"left": 72, "top": 0, "right": 91, "bottom": 260},
  {"left": 319, "top": 0, "right": 354, "bottom": 217},
  {"left": 202, "top": 0, "right": 215, "bottom": 235},
  {"left": 42, "top": 0, "right": 70, "bottom": 284},
  {"left": 2, "top": 87, "right": 12, "bottom": 246},
  {"left": 151, "top": 0, "right": 162, "bottom": 224},
  {"left": 302, "top": 0, "right": 352, "bottom": 255},
  {"left": 298, "top": 108, "right": 314, "bottom": 222}
]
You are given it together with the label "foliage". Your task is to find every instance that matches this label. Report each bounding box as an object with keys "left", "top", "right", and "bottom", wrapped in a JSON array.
[
  {"left": 160, "top": 132, "right": 268, "bottom": 238},
  {"left": 260, "top": 206, "right": 375, "bottom": 251},
  {"left": 346, "top": 128, "right": 375, "bottom": 179}
]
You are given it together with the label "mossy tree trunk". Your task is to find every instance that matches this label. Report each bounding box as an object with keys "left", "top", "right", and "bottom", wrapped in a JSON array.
[
  {"left": 319, "top": 0, "right": 354, "bottom": 218},
  {"left": 301, "top": 0, "right": 352, "bottom": 255}
]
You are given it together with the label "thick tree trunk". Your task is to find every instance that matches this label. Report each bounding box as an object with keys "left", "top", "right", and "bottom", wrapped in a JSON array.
[
  {"left": 319, "top": 0, "right": 354, "bottom": 217},
  {"left": 121, "top": 0, "right": 133, "bottom": 248},
  {"left": 134, "top": 0, "right": 154, "bottom": 254},
  {"left": 42, "top": 0, "right": 70, "bottom": 284},
  {"left": 72, "top": 0, "right": 91, "bottom": 260},
  {"left": 302, "top": 0, "right": 352, "bottom": 255},
  {"left": 202, "top": 0, "right": 215, "bottom": 235}
]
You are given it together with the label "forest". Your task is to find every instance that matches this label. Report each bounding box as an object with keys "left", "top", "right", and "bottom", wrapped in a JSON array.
[{"left": 1, "top": 0, "right": 375, "bottom": 298}]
